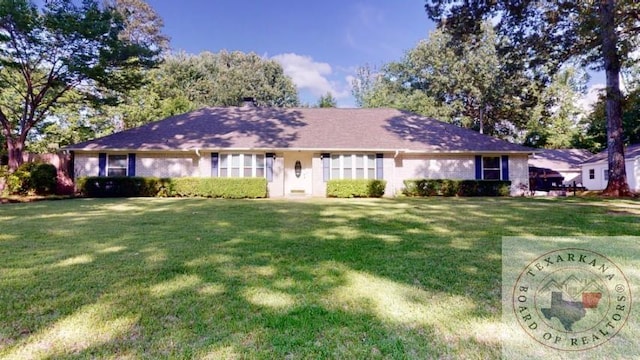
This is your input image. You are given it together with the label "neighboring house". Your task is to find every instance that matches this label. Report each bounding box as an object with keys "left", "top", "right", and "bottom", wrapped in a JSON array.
[
  {"left": 529, "top": 149, "right": 594, "bottom": 189},
  {"left": 581, "top": 144, "right": 640, "bottom": 192},
  {"left": 65, "top": 104, "right": 534, "bottom": 197}
]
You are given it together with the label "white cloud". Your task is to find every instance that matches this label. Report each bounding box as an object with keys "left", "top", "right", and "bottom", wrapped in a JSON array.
[
  {"left": 272, "top": 53, "right": 351, "bottom": 100},
  {"left": 345, "top": 75, "right": 356, "bottom": 87}
]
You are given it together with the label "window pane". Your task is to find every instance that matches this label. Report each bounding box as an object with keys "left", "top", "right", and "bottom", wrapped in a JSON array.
[
  {"left": 331, "top": 155, "right": 339, "bottom": 167},
  {"left": 108, "top": 155, "right": 127, "bottom": 168},
  {"left": 367, "top": 155, "right": 375, "bottom": 168},
  {"left": 355, "top": 155, "right": 365, "bottom": 180},
  {"left": 107, "top": 155, "right": 127, "bottom": 177},
  {"left": 108, "top": 168, "right": 126, "bottom": 177},
  {"left": 242, "top": 154, "right": 252, "bottom": 177},
  {"left": 343, "top": 168, "right": 352, "bottom": 179},
  {"left": 255, "top": 155, "right": 265, "bottom": 178},
  {"left": 483, "top": 157, "right": 500, "bottom": 169},
  {"left": 231, "top": 168, "right": 240, "bottom": 177},
  {"left": 244, "top": 154, "right": 253, "bottom": 166},
  {"left": 331, "top": 155, "right": 340, "bottom": 179},
  {"left": 368, "top": 168, "right": 375, "bottom": 179},
  {"left": 256, "top": 155, "right": 264, "bottom": 167},
  {"left": 219, "top": 154, "right": 229, "bottom": 177},
  {"left": 482, "top": 156, "right": 500, "bottom": 180},
  {"left": 484, "top": 169, "right": 500, "bottom": 180},
  {"left": 343, "top": 155, "right": 352, "bottom": 168},
  {"left": 231, "top": 154, "right": 240, "bottom": 167}
]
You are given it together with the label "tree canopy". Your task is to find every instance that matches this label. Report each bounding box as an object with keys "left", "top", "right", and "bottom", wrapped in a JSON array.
[
  {"left": 107, "top": 0, "right": 169, "bottom": 51},
  {"left": 425, "top": 0, "right": 639, "bottom": 196},
  {"left": 97, "top": 51, "right": 299, "bottom": 131},
  {"left": 0, "top": 0, "right": 162, "bottom": 170},
  {"left": 317, "top": 92, "right": 337, "bottom": 108},
  {"left": 352, "top": 24, "right": 537, "bottom": 140},
  {"left": 159, "top": 51, "right": 299, "bottom": 109},
  {"left": 578, "top": 88, "right": 640, "bottom": 153},
  {"left": 523, "top": 67, "right": 587, "bottom": 149}
]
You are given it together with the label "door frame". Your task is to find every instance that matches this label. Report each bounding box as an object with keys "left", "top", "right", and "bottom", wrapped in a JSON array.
[{"left": 283, "top": 152, "right": 313, "bottom": 195}]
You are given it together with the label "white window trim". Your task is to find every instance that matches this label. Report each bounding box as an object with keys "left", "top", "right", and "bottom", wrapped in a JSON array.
[
  {"left": 589, "top": 169, "right": 595, "bottom": 180},
  {"left": 107, "top": 154, "right": 128, "bottom": 177},
  {"left": 218, "top": 153, "right": 265, "bottom": 178},
  {"left": 330, "top": 154, "right": 377, "bottom": 180},
  {"left": 482, "top": 156, "right": 502, "bottom": 180}
]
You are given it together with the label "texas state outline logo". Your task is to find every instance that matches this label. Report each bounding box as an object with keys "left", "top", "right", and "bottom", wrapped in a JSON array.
[{"left": 512, "top": 247, "right": 632, "bottom": 351}]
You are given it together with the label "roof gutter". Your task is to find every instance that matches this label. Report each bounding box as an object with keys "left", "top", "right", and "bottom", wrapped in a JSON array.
[{"left": 67, "top": 148, "right": 535, "bottom": 155}]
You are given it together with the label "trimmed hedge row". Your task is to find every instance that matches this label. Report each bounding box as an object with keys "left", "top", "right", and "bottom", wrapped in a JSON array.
[
  {"left": 76, "top": 177, "right": 171, "bottom": 197},
  {"left": 77, "top": 177, "right": 267, "bottom": 198},
  {"left": 326, "top": 179, "right": 387, "bottom": 198},
  {"left": 403, "top": 179, "right": 511, "bottom": 197},
  {"left": 171, "top": 178, "right": 267, "bottom": 198}
]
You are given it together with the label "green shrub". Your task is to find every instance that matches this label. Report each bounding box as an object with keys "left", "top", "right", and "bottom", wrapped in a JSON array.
[
  {"left": 0, "top": 165, "right": 17, "bottom": 195},
  {"left": 326, "top": 179, "right": 387, "bottom": 198},
  {"left": 439, "top": 179, "right": 458, "bottom": 197},
  {"left": 0, "top": 165, "right": 9, "bottom": 184},
  {"left": 77, "top": 177, "right": 172, "bottom": 197},
  {"left": 30, "top": 163, "right": 57, "bottom": 195},
  {"left": 0, "top": 162, "right": 58, "bottom": 195},
  {"left": 170, "top": 177, "right": 267, "bottom": 198},
  {"left": 403, "top": 179, "right": 511, "bottom": 197},
  {"left": 77, "top": 177, "right": 268, "bottom": 199},
  {"left": 13, "top": 163, "right": 35, "bottom": 195}
]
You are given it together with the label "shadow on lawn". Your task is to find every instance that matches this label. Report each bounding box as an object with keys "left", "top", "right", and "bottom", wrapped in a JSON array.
[{"left": 0, "top": 197, "right": 639, "bottom": 358}]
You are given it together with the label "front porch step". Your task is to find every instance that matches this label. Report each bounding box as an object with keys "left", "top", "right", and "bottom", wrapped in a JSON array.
[{"left": 287, "top": 189, "right": 309, "bottom": 197}]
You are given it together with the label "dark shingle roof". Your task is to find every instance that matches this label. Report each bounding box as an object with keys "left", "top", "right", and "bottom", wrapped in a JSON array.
[
  {"left": 66, "top": 107, "right": 533, "bottom": 153},
  {"left": 582, "top": 143, "right": 640, "bottom": 164},
  {"left": 529, "top": 149, "right": 594, "bottom": 170}
]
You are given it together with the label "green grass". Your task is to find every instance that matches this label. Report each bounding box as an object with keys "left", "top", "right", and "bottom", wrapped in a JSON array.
[{"left": 0, "top": 197, "right": 638, "bottom": 359}]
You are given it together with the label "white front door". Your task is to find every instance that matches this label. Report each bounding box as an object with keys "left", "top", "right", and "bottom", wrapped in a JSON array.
[{"left": 284, "top": 152, "right": 313, "bottom": 195}]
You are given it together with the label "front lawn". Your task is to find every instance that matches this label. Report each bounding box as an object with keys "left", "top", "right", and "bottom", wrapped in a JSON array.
[{"left": 0, "top": 197, "right": 638, "bottom": 359}]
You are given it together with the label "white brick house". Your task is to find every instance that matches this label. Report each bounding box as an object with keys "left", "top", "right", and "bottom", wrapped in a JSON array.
[{"left": 66, "top": 105, "right": 533, "bottom": 197}]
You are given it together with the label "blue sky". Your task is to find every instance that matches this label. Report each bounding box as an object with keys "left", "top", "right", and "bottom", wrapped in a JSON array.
[{"left": 146, "top": 0, "right": 435, "bottom": 107}]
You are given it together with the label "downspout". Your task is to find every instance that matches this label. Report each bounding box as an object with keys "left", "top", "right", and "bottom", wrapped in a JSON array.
[
  {"left": 194, "top": 149, "right": 201, "bottom": 176},
  {"left": 393, "top": 150, "right": 401, "bottom": 196}
]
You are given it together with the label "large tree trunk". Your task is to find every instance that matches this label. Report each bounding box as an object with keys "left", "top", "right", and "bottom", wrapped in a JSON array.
[
  {"left": 599, "top": 0, "right": 633, "bottom": 197},
  {"left": 7, "top": 137, "right": 25, "bottom": 171}
]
